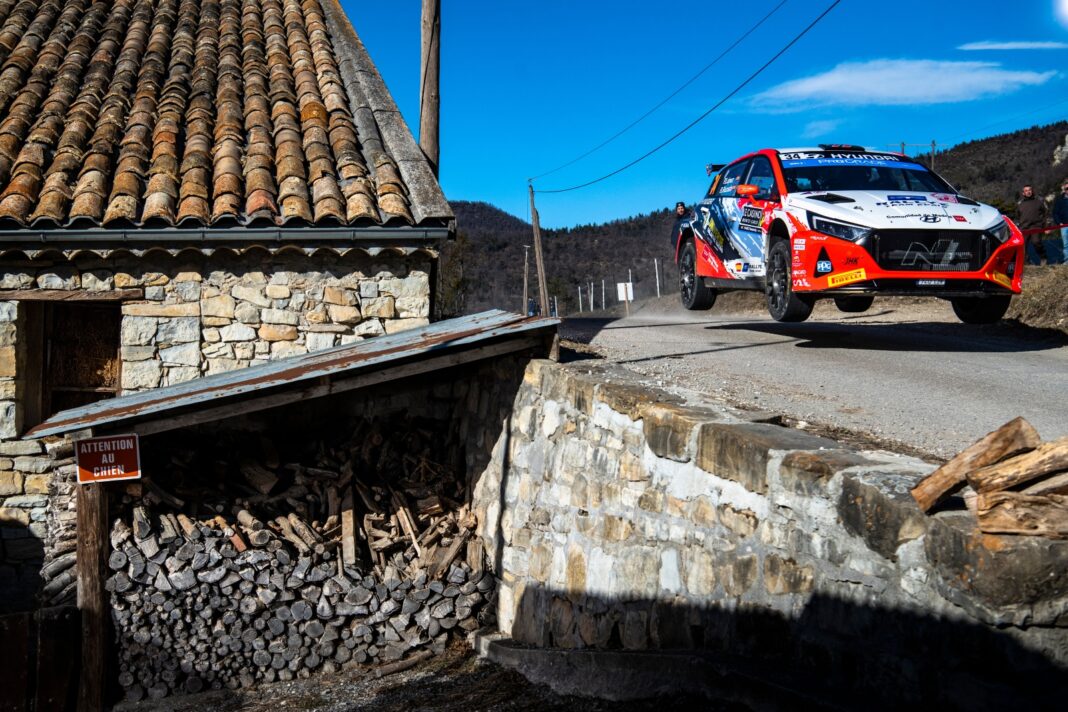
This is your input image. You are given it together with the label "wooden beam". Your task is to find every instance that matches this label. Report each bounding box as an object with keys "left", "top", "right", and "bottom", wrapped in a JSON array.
[
  {"left": 115, "top": 336, "right": 543, "bottom": 438},
  {"left": 0, "top": 288, "right": 143, "bottom": 302},
  {"left": 76, "top": 482, "right": 108, "bottom": 712}
]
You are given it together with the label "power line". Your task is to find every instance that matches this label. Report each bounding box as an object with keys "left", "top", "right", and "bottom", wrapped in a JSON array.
[
  {"left": 527, "top": 0, "right": 789, "bottom": 183},
  {"left": 535, "top": 0, "right": 842, "bottom": 195}
]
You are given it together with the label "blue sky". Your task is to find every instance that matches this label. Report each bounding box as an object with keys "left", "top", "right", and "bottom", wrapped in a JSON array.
[{"left": 342, "top": 0, "right": 1068, "bottom": 228}]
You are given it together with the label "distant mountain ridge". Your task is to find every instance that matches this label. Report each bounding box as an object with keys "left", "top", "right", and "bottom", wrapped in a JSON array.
[{"left": 448, "top": 121, "right": 1068, "bottom": 314}]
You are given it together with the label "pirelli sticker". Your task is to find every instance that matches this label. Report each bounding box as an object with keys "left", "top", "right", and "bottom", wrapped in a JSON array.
[{"left": 827, "top": 269, "right": 867, "bottom": 288}]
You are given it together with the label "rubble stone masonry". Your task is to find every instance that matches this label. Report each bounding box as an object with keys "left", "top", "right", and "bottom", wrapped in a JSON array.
[
  {"left": 471, "top": 360, "right": 1068, "bottom": 705},
  {"left": 0, "top": 250, "right": 433, "bottom": 612}
]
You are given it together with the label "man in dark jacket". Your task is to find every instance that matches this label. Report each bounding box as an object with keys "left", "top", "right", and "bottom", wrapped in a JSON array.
[
  {"left": 1017, "top": 185, "right": 1048, "bottom": 265},
  {"left": 671, "top": 201, "right": 689, "bottom": 249},
  {"left": 1053, "top": 181, "right": 1068, "bottom": 265}
]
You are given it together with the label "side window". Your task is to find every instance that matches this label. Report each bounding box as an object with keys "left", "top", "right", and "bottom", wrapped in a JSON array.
[
  {"left": 745, "top": 157, "right": 777, "bottom": 200},
  {"left": 715, "top": 161, "right": 749, "bottom": 197}
]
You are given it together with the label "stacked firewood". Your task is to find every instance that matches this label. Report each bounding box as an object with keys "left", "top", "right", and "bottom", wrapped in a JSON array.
[
  {"left": 911, "top": 417, "right": 1068, "bottom": 538},
  {"left": 105, "top": 416, "right": 492, "bottom": 701}
]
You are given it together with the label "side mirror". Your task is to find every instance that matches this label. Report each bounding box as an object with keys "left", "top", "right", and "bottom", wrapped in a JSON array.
[{"left": 736, "top": 183, "right": 760, "bottom": 197}]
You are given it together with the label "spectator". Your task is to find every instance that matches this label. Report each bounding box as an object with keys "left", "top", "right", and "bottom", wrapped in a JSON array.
[
  {"left": 671, "top": 201, "right": 689, "bottom": 248},
  {"left": 1017, "top": 185, "right": 1048, "bottom": 265},
  {"left": 1054, "top": 180, "right": 1068, "bottom": 267}
]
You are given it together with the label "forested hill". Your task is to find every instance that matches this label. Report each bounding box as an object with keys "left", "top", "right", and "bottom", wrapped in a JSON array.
[
  {"left": 448, "top": 121, "right": 1068, "bottom": 314},
  {"left": 451, "top": 201, "right": 675, "bottom": 313}
]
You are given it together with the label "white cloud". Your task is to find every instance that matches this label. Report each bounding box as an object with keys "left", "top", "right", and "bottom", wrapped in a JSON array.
[
  {"left": 958, "top": 40, "right": 1068, "bottom": 50},
  {"left": 751, "top": 59, "right": 1056, "bottom": 111},
  {"left": 1058, "top": 0, "right": 1068, "bottom": 30},
  {"left": 801, "top": 120, "right": 841, "bottom": 139}
]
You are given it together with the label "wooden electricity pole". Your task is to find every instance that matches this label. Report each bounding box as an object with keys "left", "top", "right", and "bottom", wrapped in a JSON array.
[
  {"left": 522, "top": 245, "right": 530, "bottom": 314},
  {"left": 528, "top": 185, "right": 549, "bottom": 316},
  {"left": 419, "top": 0, "right": 441, "bottom": 176},
  {"left": 77, "top": 480, "right": 108, "bottom": 712}
]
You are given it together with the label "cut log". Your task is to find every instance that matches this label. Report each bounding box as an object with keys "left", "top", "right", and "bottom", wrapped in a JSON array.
[
  {"left": 236, "top": 509, "right": 265, "bottom": 532},
  {"left": 176, "top": 514, "right": 200, "bottom": 540},
  {"left": 391, "top": 492, "right": 423, "bottom": 557},
  {"left": 429, "top": 529, "right": 468, "bottom": 580},
  {"left": 341, "top": 488, "right": 357, "bottom": 566},
  {"left": 274, "top": 517, "right": 310, "bottom": 554},
  {"left": 373, "top": 649, "right": 432, "bottom": 678},
  {"left": 967, "top": 436, "right": 1068, "bottom": 494},
  {"left": 1022, "top": 471, "right": 1068, "bottom": 496},
  {"left": 976, "top": 491, "right": 1068, "bottom": 538},
  {"left": 910, "top": 417, "right": 1041, "bottom": 511},
  {"left": 241, "top": 462, "right": 278, "bottom": 495}
]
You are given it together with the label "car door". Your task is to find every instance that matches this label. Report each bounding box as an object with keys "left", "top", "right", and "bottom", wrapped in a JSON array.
[
  {"left": 736, "top": 155, "right": 777, "bottom": 275},
  {"left": 698, "top": 159, "right": 749, "bottom": 267}
]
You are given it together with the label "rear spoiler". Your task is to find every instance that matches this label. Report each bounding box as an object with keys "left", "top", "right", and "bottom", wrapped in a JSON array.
[{"left": 705, "top": 163, "right": 725, "bottom": 176}]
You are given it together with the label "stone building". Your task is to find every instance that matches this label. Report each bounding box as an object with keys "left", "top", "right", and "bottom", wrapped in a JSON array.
[{"left": 0, "top": 0, "right": 452, "bottom": 612}]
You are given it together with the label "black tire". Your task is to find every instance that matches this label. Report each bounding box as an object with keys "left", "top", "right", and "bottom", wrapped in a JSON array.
[
  {"left": 951, "top": 295, "right": 1011, "bottom": 324},
  {"left": 765, "top": 240, "right": 813, "bottom": 322},
  {"left": 679, "top": 240, "right": 717, "bottom": 311},
  {"left": 834, "top": 296, "right": 875, "bottom": 313}
]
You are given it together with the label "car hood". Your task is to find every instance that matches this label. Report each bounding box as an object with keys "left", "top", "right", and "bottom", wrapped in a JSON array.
[{"left": 784, "top": 190, "right": 1002, "bottom": 231}]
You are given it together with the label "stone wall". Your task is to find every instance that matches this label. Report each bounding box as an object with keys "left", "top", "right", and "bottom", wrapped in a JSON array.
[
  {"left": 0, "top": 249, "right": 434, "bottom": 611},
  {"left": 471, "top": 360, "right": 1068, "bottom": 706}
]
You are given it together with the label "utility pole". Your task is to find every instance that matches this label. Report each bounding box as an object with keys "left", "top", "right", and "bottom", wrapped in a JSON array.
[
  {"left": 930, "top": 139, "right": 936, "bottom": 171},
  {"left": 900, "top": 141, "right": 905, "bottom": 156},
  {"left": 419, "top": 0, "right": 441, "bottom": 176},
  {"left": 522, "top": 245, "right": 530, "bottom": 315},
  {"left": 577, "top": 286, "right": 583, "bottom": 313},
  {"left": 601, "top": 279, "right": 605, "bottom": 310},
  {"left": 590, "top": 281, "right": 595, "bottom": 310},
  {"left": 528, "top": 184, "right": 550, "bottom": 316},
  {"left": 654, "top": 258, "right": 660, "bottom": 298},
  {"left": 553, "top": 295, "right": 558, "bottom": 317}
]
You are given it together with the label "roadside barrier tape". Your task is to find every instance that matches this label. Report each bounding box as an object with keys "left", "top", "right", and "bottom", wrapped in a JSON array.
[{"left": 1022, "top": 223, "right": 1068, "bottom": 236}]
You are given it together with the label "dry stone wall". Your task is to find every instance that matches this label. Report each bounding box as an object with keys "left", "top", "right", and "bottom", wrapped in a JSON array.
[{"left": 471, "top": 360, "right": 1068, "bottom": 706}]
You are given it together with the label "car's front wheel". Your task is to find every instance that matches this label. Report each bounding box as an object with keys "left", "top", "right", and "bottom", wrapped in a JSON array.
[
  {"left": 834, "top": 296, "right": 875, "bottom": 313},
  {"left": 951, "top": 295, "right": 1011, "bottom": 324},
  {"left": 765, "top": 240, "right": 813, "bottom": 322},
  {"left": 679, "top": 240, "right": 717, "bottom": 311}
]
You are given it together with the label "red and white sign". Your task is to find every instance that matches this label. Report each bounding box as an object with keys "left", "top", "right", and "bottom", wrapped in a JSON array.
[{"left": 75, "top": 435, "right": 142, "bottom": 485}]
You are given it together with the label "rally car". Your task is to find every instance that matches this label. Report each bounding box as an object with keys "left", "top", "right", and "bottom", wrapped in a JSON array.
[{"left": 673, "top": 145, "right": 1025, "bottom": 323}]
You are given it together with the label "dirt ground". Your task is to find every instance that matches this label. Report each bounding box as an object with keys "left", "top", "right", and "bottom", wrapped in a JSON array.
[{"left": 113, "top": 645, "right": 725, "bottom": 712}]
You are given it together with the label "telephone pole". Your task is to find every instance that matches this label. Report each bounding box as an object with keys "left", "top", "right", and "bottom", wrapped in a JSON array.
[
  {"left": 654, "top": 258, "right": 660, "bottom": 297},
  {"left": 522, "top": 245, "right": 530, "bottom": 314},
  {"left": 528, "top": 184, "right": 550, "bottom": 316},
  {"left": 419, "top": 0, "right": 441, "bottom": 176}
]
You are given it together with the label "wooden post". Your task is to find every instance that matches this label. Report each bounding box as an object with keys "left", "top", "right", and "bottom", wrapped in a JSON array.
[
  {"left": 528, "top": 184, "right": 550, "bottom": 316},
  {"left": 77, "top": 481, "right": 108, "bottom": 712},
  {"left": 577, "top": 286, "right": 583, "bottom": 313},
  {"left": 654, "top": 258, "right": 661, "bottom": 297},
  {"left": 419, "top": 0, "right": 441, "bottom": 176},
  {"left": 522, "top": 245, "right": 529, "bottom": 315}
]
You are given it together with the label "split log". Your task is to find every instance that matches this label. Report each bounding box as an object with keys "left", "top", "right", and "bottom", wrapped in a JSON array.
[
  {"left": 910, "top": 417, "right": 1041, "bottom": 511},
  {"left": 274, "top": 517, "right": 310, "bottom": 554},
  {"left": 1022, "top": 472, "right": 1068, "bottom": 496},
  {"left": 241, "top": 462, "right": 278, "bottom": 495},
  {"left": 341, "top": 488, "right": 357, "bottom": 566},
  {"left": 176, "top": 514, "right": 200, "bottom": 540},
  {"left": 976, "top": 491, "right": 1068, "bottom": 538},
  {"left": 967, "top": 436, "right": 1068, "bottom": 494}
]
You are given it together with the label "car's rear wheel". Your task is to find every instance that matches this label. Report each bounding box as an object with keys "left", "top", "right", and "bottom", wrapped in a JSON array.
[
  {"left": 834, "top": 296, "right": 875, "bottom": 313},
  {"left": 951, "top": 295, "right": 1011, "bottom": 324},
  {"left": 765, "top": 240, "right": 813, "bottom": 322},
  {"left": 679, "top": 240, "right": 717, "bottom": 311}
]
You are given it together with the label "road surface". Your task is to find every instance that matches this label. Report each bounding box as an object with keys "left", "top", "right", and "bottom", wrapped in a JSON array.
[{"left": 562, "top": 299, "right": 1068, "bottom": 460}]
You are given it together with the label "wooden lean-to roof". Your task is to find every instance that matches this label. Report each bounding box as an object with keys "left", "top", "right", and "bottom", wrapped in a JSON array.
[{"left": 0, "top": 0, "right": 451, "bottom": 232}]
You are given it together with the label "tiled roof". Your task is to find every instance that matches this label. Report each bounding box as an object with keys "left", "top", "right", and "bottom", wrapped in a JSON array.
[{"left": 0, "top": 0, "right": 451, "bottom": 230}]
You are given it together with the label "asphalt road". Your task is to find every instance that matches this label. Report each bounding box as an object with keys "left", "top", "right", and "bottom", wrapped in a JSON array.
[{"left": 562, "top": 299, "right": 1068, "bottom": 460}]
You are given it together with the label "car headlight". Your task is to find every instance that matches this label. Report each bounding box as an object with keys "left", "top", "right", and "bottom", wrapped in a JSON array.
[
  {"left": 985, "top": 220, "right": 1011, "bottom": 244},
  {"left": 807, "top": 213, "right": 872, "bottom": 242}
]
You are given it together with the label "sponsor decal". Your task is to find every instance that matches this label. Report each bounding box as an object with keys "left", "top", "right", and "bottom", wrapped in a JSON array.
[
  {"left": 900, "top": 240, "right": 973, "bottom": 269},
  {"left": 916, "top": 279, "right": 946, "bottom": 287},
  {"left": 919, "top": 215, "right": 941, "bottom": 223},
  {"left": 793, "top": 238, "right": 806, "bottom": 250},
  {"left": 952, "top": 215, "right": 967, "bottom": 223},
  {"left": 933, "top": 193, "right": 959, "bottom": 204},
  {"left": 739, "top": 205, "right": 763, "bottom": 233},
  {"left": 813, "top": 246, "right": 833, "bottom": 276},
  {"left": 828, "top": 268, "right": 866, "bottom": 287},
  {"left": 888, "top": 195, "right": 927, "bottom": 202},
  {"left": 878, "top": 201, "right": 934, "bottom": 208},
  {"left": 843, "top": 256, "right": 859, "bottom": 266},
  {"left": 793, "top": 277, "right": 812, "bottom": 288},
  {"left": 991, "top": 272, "right": 1012, "bottom": 288},
  {"left": 779, "top": 152, "right": 924, "bottom": 170},
  {"left": 886, "top": 212, "right": 947, "bottom": 220}
]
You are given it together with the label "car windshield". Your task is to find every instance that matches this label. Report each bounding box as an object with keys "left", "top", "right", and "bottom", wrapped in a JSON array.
[{"left": 779, "top": 152, "right": 954, "bottom": 194}]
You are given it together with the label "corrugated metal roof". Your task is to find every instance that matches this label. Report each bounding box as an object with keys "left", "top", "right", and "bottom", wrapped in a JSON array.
[{"left": 27, "top": 310, "right": 557, "bottom": 439}]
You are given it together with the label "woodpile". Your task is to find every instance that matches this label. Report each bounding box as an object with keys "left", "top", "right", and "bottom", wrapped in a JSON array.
[
  {"left": 106, "top": 416, "right": 491, "bottom": 701},
  {"left": 910, "top": 417, "right": 1068, "bottom": 538}
]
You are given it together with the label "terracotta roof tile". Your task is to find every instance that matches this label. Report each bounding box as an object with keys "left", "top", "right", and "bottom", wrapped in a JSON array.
[{"left": 0, "top": 0, "right": 449, "bottom": 230}]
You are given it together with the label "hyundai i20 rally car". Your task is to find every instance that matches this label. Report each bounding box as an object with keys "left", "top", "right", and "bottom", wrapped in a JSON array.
[{"left": 673, "top": 145, "right": 1025, "bottom": 323}]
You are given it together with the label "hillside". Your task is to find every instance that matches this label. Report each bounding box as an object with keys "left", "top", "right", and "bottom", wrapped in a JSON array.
[{"left": 444, "top": 121, "right": 1068, "bottom": 315}]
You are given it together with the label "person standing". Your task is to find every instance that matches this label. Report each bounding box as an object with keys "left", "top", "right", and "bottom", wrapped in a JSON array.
[
  {"left": 1053, "top": 181, "right": 1068, "bottom": 266},
  {"left": 1017, "top": 185, "right": 1048, "bottom": 265},
  {"left": 671, "top": 201, "right": 689, "bottom": 248}
]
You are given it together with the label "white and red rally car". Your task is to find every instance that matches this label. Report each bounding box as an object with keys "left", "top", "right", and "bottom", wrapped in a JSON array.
[{"left": 673, "top": 145, "right": 1025, "bottom": 322}]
